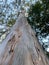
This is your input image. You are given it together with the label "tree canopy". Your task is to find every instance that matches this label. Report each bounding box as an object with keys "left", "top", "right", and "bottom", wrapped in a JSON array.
[{"left": 28, "top": 0, "right": 49, "bottom": 37}]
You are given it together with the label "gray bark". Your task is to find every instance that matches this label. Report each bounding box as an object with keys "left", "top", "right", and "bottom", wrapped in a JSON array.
[{"left": 0, "top": 14, "right": 49, "bottom": 65}]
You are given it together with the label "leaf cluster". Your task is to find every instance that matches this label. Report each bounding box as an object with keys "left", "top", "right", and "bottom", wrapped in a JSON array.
[{"left": 28, "top": 0, "right": 49, "bottom": 36}]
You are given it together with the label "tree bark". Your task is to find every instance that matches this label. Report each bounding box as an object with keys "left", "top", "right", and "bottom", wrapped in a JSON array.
[{"left": 0, "top": 14, "right": 49, "bottom": 65}]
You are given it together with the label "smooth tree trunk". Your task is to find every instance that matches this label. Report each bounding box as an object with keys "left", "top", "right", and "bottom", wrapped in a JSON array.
[{"left": 0, "top": 14, "right": 49, "bottom": 65}]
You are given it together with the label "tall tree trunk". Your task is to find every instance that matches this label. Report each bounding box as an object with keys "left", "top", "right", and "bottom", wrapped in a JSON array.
[{"left": 0, "top": 14, "right": 49, "bottom": 65}]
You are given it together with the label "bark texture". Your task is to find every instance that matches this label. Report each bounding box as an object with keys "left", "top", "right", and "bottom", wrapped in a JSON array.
[{"left": 0, "top": 14, "right": 49, "bottom": 65}]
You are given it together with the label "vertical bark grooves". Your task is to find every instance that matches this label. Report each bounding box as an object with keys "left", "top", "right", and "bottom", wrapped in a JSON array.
[{"left": 0, "top": 14, "right": 49, "bottom": 65}]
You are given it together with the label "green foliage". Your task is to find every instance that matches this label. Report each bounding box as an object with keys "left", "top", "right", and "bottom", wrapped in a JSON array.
[
  {"left": 28, "top": 0, "right": 49, "bottom": 37},
  {"left": 7, "top": 19, "right": 16, "bottom": 27}
]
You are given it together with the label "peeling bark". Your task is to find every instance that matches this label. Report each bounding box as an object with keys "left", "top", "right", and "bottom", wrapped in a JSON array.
[{"left": 0, "top": 14, "right": 49, "bottom": 65}]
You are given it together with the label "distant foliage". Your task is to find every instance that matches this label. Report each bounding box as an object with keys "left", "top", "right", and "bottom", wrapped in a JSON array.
[
  {"left": 28, "top": 0, "right": 49, "bottom": 37},
  {"left": 7, "top": 19, "right": 16, "bottom": 27}
]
